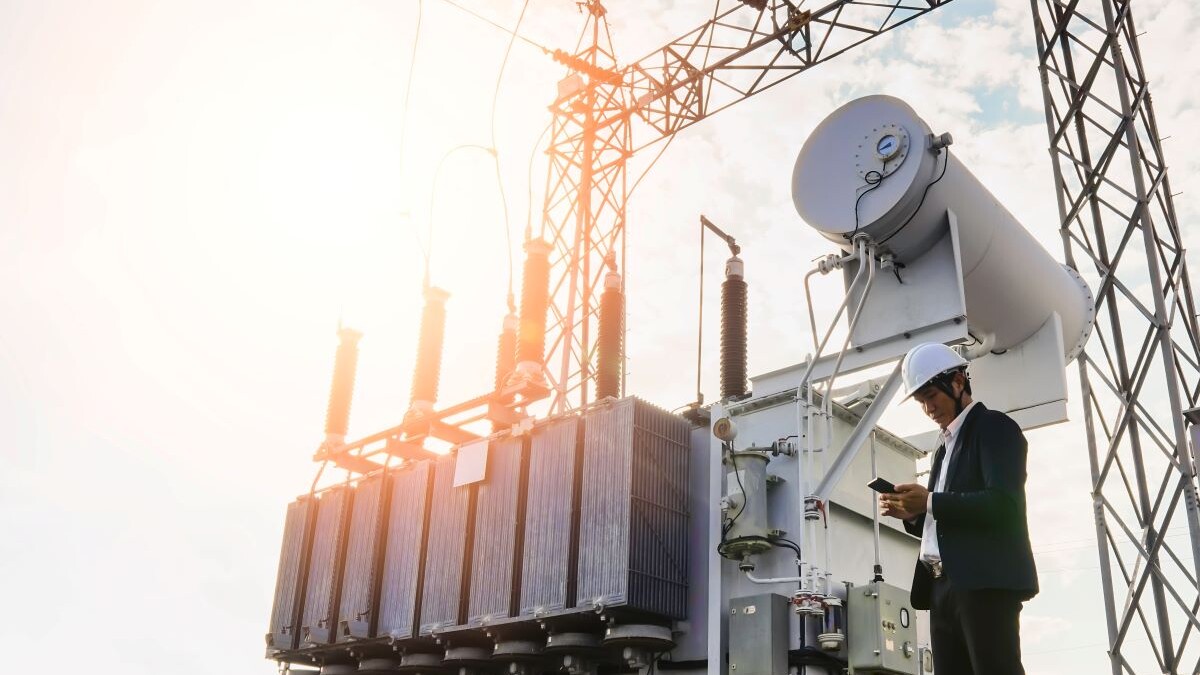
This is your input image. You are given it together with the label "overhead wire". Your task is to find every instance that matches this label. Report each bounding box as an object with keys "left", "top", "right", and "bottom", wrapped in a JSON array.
[
  {"left": 399, "top": 1, "right": 427, "bottom": 262},
  {"left": 627, "top": 133, "right": 677, "bottom": 201},
  {"left": 526, "top": 121, "right": 553, "bottom": 241},
  {"left": 488, "top": 0, "right": 534, "bottom": 313},
  {"left": 426, "top": 143, "right": 498, "bottom": 285},
  {"left": 398, "top": 0, "right": 422, "bottom": 186},
  {"left": 433, "top": 0, "right": 552, "bottom": 54}
]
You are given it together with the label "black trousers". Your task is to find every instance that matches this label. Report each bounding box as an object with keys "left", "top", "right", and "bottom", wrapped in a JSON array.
[{"left": 930, "top": 577, "right": 1026, "bottom": 675}]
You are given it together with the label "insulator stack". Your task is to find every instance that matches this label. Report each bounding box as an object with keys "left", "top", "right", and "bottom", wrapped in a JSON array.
[
  {"left": 515, "top": 239, "right": 552, "bottom": 378},
  {"left": 494, "top": 312, "right": 519, "bottom": 393},
  {"left": 409, "top": 286, "right": 450, "bottom": 413},
  {"left": 324, "top": 326, "right": 363, "bottom": 445},
  {"left": 720, "top": 255, "right": 748, "bottom": 400},
  {"left": 595, "top": 269, "right": 623, "bottom": 400}
]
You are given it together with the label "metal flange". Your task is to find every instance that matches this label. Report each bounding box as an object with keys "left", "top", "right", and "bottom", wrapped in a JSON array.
[
  {"left": 544, "top": 632, "right": 603, "bottom": 654},
  {"left": 601, "top": 624, "right": 675, "bottom": 651},
  {"left": 398, "top": 653, "right": 445, "bottom": 673},
  {"left": 493, "top": 640, "right": 544, "bottom": 661},
  {"left": 443, "top": 646, "right": 494, "bottom": 667},
  {"left": 359, "top": 658, "right": 402, "bottom": 674}
]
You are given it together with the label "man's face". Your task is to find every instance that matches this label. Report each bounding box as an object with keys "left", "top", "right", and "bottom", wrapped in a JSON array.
[{"left": 912, "top": 374, "right": 963, "bottom": 429}]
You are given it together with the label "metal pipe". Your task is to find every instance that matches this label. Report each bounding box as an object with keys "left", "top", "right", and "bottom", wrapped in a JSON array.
[
  {"left": 794, "top": 239, "right": 872, "bottom": 396},
  {"left": 823, "top": 238, "right": 877, "bottom": 417},
  {"left": 744, "top": 569, "right": 804, "bottom": 585},
  {"left": 870, "top": 431, "right": 884, "bottom": 582},
  {"left": 813, "top": 362, "right": 903, "bottom": 504}
]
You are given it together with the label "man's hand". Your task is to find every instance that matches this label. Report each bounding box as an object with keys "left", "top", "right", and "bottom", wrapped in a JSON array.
[{"left": 879, "top": 483, "right": 929, "bottom": 521}]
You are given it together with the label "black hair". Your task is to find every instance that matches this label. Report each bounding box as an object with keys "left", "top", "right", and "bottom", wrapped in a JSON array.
[{"left": 927, "top": 367, "right": 971, "bottom": 415}]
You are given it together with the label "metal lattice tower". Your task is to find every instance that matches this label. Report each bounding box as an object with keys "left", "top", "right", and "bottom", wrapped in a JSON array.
[
  {"left": 1031, "top": 0, "right": 1200, "bottom": 671},
  {"left": 540, "top": 0, "right": 954, "bottom": 413}
]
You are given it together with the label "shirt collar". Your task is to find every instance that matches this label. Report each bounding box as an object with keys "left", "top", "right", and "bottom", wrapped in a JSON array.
[{"left": 942, "top": 400, "right": 978, "bottom": 443}]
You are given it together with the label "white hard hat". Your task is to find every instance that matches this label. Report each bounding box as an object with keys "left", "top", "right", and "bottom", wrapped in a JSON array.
[{"left": 900, "top": 342, "right": 968, "bottom": 399}]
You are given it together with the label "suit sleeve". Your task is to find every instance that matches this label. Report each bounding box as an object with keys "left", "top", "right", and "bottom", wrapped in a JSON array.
[
  {"left": 903, "top": 513, "right": 925, "bottom": 537},
  {"left": 930, "top": 413, "right": 1027, "bottom": 529}
]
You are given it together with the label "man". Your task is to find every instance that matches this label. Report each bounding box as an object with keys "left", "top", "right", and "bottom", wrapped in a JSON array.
[{"left": 880, "top": 342, "right": 1038, "bottom": 675}]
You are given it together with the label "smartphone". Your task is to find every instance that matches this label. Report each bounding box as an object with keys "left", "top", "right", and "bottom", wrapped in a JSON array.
[{"left": 867, "top": 476, "right": 897, "bottom": 494}]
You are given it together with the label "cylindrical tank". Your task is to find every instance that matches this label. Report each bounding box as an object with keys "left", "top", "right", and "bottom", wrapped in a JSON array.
[
  {"left": 409, "top": 286, "right": 450, "bottom": 413},
  {"left": 721, "top": 451, "right": 771, "bottom": 557},
  {"left": 792, "top": 95, "right": 1092, "bottom": 359},
  {"left": 324, "top": 326, "right": 363, "bottom": 445},
  {"left": 721, "top": 255, "right": 749, "bottom": 399},
  {"left": 595, "top": 269, "right": 623, "bottom": 400}
]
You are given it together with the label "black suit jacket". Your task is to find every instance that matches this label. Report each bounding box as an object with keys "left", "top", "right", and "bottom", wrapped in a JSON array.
[{"left": 904, "top": 403, "right": 1039, "bottom": 609}]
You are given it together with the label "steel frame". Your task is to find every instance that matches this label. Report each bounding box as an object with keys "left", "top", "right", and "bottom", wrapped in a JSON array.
[
  {"left": 540, "top": 0, "right": 955, "bottom": 414},
  {"left": 1031, "top": 0, "right": 1200, "bottom": 672}
]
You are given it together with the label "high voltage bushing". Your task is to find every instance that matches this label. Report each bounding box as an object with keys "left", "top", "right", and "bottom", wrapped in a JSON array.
[
  {"left": 409, "top": 286, "right": 450, "bottom": 414},
  {"left": 595, "top": 268, "right": 624, "bottom": 400},
  {"left": 324, "top": 325, "right": 363, "bottom": 445},
  {"left": 514, "top": 239, "right": 552, "bottom": 379},
  {"left": 495, "top": 311, "right": 519, "bottom": 393},
  {"left": 721, "top": 255, "right": 748, "bottom": 400},
  {"left": 494, "top": 311, "right": 520, "bottom": 430}
]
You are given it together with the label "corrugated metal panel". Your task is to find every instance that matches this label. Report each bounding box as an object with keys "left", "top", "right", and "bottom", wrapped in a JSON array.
[
  {"left": 266, "top": 496, "right": 315, "bottom": 653},
  {"left": 576, "top": 397, "right": 690, "bottom": 618},
  {"left": 376, "top": 461, "right": 433, "bottom": 640},
  {"left": 518, "top": 416, "right": 581, "bottom": 617},
  {"left": 628, "top": 398, "right": 690, "bottom": 618},
  {"left": 338, "top": 472, "right": 390, "bottom": 641},
  {"left": 467, "top": 436, "right": 527, "bottom": 625},
  {"left": 301, "top": 485, "right": 353, "bottom": 645},
  {"left": 418, "top": 454, "right": 474, "bottom": 635}
]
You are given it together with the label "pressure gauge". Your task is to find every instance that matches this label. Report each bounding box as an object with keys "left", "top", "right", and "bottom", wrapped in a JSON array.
[
  {"left": 855, "top": 123, "right": 910, "bottom": 179},
  {"left": 876, "top": 134, "right": 901, "bottom": 161}
]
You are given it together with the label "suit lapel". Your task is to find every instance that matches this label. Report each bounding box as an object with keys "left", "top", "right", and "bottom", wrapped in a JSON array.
[{"left": 943, "top": 402, "right": 986, "bottom": 489}]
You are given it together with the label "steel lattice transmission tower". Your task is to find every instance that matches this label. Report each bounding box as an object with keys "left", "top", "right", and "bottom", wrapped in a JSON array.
[
  {"left": 539, "top": 0, "right": 954, "bottom": 414},
  {"left": 1031, "top": 0, "right": 1200, "bottom": 672}
]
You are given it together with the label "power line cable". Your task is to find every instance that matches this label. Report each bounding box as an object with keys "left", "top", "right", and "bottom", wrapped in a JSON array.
[
  {"left": 488, "top": 0, "right": 533, "bottom": 313},
  {"left": 627, "top": 133, "right": 677, "bottom": 201},
  {"left": 433, "top": 0, "right": 551, "bottom": 54},
  {"left": 399, "top": 1, "right": 424, "bottom": 260},
  {"left": 398, "top": 0, "right": 422, "bottom": 183},
  {"left": 526, "top": 121, "right": 553, "bottom": 241},
  {"left": 425, "top": 143, "right": 497, "bottom": 285}
]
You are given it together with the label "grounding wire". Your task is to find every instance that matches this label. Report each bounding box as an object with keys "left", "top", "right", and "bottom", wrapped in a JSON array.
[
  {"left": 488, "top": 0, "right": 532, "bottom": 311},
  {"left": 878, "top": 148, "right": 949, "bottom": 246},
  {"left": 722, "top": 442, "right": 749, "bottom": 537},
  {"left": 849, "top": 169, "right": 884, "bottom": 240}
]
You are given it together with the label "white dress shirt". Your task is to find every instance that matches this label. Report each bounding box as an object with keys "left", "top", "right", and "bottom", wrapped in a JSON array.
[{"left": 920, "top": 400, "right": 978, "bottom": 563}]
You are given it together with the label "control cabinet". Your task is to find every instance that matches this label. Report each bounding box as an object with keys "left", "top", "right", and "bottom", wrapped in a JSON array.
[{"left": 847, "top": 582, "right": 919, "bottom": 675}]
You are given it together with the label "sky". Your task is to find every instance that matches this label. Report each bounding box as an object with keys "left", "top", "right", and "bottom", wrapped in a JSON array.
[{"left": 2, "top": 1, "right": 1200, "bottom": 673}]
